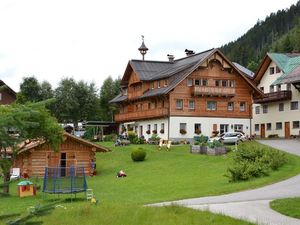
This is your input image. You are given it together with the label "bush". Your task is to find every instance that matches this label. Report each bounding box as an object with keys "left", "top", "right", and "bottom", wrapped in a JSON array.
[
  {"left": 226, "top": 143, "right": 288, "bottom": 182},
  {"left": 208, "top": 140, "right": 223, "bottom": 148},
  {"left": 128, "top": 131, "right": 137, "bottom": 143},
  {"left": 103, "top": 134, "right": 117, "bottom": 142},
  {"left": 131, "top": 148, "right": 147, "bottom": 162}
]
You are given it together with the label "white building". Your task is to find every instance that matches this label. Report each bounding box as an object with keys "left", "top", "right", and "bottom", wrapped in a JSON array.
[{"left": 252, "top": 53, "right": 300, "bottom": 138}]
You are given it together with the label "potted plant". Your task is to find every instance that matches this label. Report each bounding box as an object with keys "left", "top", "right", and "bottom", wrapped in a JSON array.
[
  {"left": 146, "top": 130, "right": 151, "bottom": 135},
  {"left": 195, "top": 128, "right": 201, "bottom": 135},
  {"left": 160, "top": 129, "right": 164, "bottom": 134},
  {"left": 152, "top": 130, "right": 157, "bottom": 134},
  {"left": 180, "top": 129, "right": 187, "bottom": 135}
]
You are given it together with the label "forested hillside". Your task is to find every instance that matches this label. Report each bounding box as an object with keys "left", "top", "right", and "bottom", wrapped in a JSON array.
[{"left": 221, "top": 1, "right": 300, "bottom": 72}]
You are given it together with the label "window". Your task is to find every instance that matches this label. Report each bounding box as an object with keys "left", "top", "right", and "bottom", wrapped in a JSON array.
[
  {"left": 227, "top": 102, "right": 234, "bottom": 111},
  {"left": 220, "top": 124, "right": 229, "bottom": 134},
  {"left": 234, "top": 124, "right": 243, "bottom": 132},
  {"left": 195, "top": 79, "right": 200, "bottom": 86},
  {"left": 188, "top": 100, "right": 195, "bottom": 110},
  {"left": 215, "top": 80, "right": 220, "bottom": 87},
  {"left": 161, "top": 123, "right": 164, "bottom": 130},
  {"left": 194, "top": 123, "right": 201, "bottom": 134},
  {"left": 176, "top": 99, "right": 183, "bottom": 109},
  {"left": 207, "top": 101, "right": 217, "bottom": 111},
  {"left": 164, "top": 79, "right": 168, "bottom": 86},
  {"left": 187, "top": 79, "right": 193, "bottom": 87},
  {"left": 260, "top": 87, "right": 264, "bottom": 93},
  {"left": 276, "top": 122, "right": 282, "bottom": 130},
  {"left": 270, "top": 85, "right": 274, "bottom": 93},
  {"left": 240, "top": 102, "right": 246, "bottom": 112},
  {"left": 255, "top": 124, "right": 259, "bottom": 132},
  {"left": 267, "top": 123, "right": 272, "bottom": 130},
  {"left": 151, "top": 82, "right": 155, "bottom": 89},
  {"left": 277, "top": 84, "right": 281, "bottom": 92},
  {"left": 179, "top": 123, "right": 187, "bottom": 134},
  {"left": 154, "top": 124, "right": 157, "bottom": 131},
  {"left": 263, "top": 105, "right": 268, "bottom": 114},
  {"left": 269, "top": 67, "right": 275, "bottom": 75},
  {"left": 255, "top": 106, "right": 260, "bottom": 114},
  {"left": 229, "top": 80, "right": 235, "bottom": 88},
  {"left": 148, "top": 102, "right": 151, "bottom": 109},
  {"left": 161, "top": 100, "right": 165, "bottom": 108},
  {"left": 276, "top": 66, "right": 281, "bottom": 73},
  {"left": 202, "top": 79, "right": 208, "bottom": 86},
  {"left": 287, "top": 83, "right": 291, "bottom": 91},
  {"left": 222, "top": 80, "right": 227, "bottom": 87},
  {"left": 279, "top": 103, "right": 284, "bottom": 112},
  {"left": 147, "top": 124, "right": 151, "bottom": 132},
  {"left": 291, "top": 101, "right": 298, "bottom": 110},
  {"left": 157, "top": 80, "right": 161, "bottom": 88},
  {"left": 293, "top": 121, "right": 300, "bottom": 129}
]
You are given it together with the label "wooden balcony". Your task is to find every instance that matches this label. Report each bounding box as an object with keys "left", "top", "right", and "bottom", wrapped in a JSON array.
[
  {"left": 193, "top": 86, "right": 235, "bottom": 97},
  {"left": 114, "top": 108, "right": 169, "bottom": 122},
  {"left": 254, "top": 90, "right": 292, "bottom": 103}
]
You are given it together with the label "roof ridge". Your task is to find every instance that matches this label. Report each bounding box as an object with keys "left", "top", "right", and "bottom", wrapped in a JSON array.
[{"left": 174, "top": 48, "right": 215, "bottom": 62}]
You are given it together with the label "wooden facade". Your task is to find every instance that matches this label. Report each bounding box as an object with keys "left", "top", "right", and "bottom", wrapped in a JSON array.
[
  {"left": 114, "top": 51, "right": 258, "bottom": 123},
  {"left": 13, "top": 132, "right": 108, "bottom": 177},
  {"left": 0, "top": 80, "right": 16, "bottom": 105}
]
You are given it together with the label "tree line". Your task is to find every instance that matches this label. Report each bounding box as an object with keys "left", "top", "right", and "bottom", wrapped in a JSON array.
[
  {"left": 16, "top": 76, "right": 121, "bottom": 127},
  {"left": 221, "top": 0, "right": 300, "bottom": 72}
]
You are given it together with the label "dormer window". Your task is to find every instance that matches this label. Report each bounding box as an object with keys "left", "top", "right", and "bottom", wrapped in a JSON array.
[
  {"left": 269, "top": 67, "right": 275, "bottom": 75},
  {"left": 164, "top": 79, "right": 168, "bottom": 86},
  {"left": 157, "top": 80, "right": 161, "bottom": 88}
]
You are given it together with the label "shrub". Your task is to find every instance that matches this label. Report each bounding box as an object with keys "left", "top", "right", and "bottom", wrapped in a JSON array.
[
  {"left": 226, "top": 143, "right": 288, "bottom": 182},
  {"left": 150, "top": 134, "right": 160, "bottom": 141},
  {"left": 128, "top": 131, "right": 137, "bottom": 143},
  {"left": 131, "top": 148, "right": 147, "bottom": 162},
  {"left": 194, "top": 141, "right": 200, "bottom": 145},
  {"left": 208, "top": 140, "right": 223, "bottom": 148},
  {"left": 103, "top": 134, "right": 117, "bottom": 142}
]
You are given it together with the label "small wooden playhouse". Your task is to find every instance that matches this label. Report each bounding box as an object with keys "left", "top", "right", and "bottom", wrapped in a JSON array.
[{"left": 13, "top": 132, "right": 108, "bottom": 177}]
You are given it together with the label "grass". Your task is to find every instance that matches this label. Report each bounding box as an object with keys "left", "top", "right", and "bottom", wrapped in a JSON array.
[
  {"left": 1, "top": 141, "right": 300, "bottom": 224},
  {"left": 270, "top": 197, "right": 300, "bottom": 219}
]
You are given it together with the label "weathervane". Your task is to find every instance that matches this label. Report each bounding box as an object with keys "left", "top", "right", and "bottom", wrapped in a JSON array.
[{"left": 138, "top": 35, "right": 148, "bottom": 61}]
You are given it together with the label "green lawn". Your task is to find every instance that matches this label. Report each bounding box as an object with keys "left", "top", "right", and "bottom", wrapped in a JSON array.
[
  {"left": 270, "top": 197, "right": 300, "bottom": 219},
  {"left": 1, "top": 141, "right": 300, "bottom": 225}
]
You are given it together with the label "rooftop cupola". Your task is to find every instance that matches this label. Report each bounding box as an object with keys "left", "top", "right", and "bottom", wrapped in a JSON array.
[{"left": 138, "top": 35, "right": 148, "bottom": 61}]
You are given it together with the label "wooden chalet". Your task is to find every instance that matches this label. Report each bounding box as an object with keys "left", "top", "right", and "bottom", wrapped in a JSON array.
[
  {"left": 110, "top": 46, "right": 262, "bottom": 140},
  {"left": 13, "top": 132, "right": 108, "bottom": 177},
  {"left": 0, "top": 80, "right": 16, "bottom": 105}
]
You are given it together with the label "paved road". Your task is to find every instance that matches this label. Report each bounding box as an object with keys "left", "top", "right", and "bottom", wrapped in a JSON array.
[{"left": 149, "top": 140, "right": 300, "bottom": 225}]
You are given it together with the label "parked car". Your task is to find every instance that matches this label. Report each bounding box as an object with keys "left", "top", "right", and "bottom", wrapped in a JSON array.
[{"left": 209, "top": 132, "right": 246, "bottom": 144}]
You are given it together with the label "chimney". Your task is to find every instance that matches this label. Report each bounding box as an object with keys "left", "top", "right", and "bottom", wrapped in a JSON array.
[
  {"left": 167, "top": 54, "right": 175, "bottom": 63},
  {"left": 185, "top": 49, "right": 195, "bottom": 56}
]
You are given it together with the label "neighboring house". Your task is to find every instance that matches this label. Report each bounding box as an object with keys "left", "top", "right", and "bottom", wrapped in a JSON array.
[
  {"left": 252, "top": 53, "right": 300, "bottom": 138},
  {"left": 13, "top": 132, "right": 108, "bottom": 177},
  {"left": 110, "top": 47, "right": 261, "bottom": 141},
  {"left": 0, "top": 80, "right": 16, "bottom": 104}
]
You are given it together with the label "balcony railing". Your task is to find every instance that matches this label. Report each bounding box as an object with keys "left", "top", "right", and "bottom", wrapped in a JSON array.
[
  {"left": 254, "top": 90, "right": 292, "bottom": 103},
  {"left": 114, "top": 108, "right": 169, "bottom": 122},
  {"left": 193, "top": 86, "right": 235, "bottom": 97}
]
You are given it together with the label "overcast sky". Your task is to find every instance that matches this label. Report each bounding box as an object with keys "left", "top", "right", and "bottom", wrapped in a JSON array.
[{"left": 0, "top": 0, "right": 298, "bottom": 92}]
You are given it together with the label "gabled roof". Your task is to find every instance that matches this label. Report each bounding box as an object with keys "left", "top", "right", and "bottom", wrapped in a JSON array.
[
  {"left": 111, "top": 48, "right": 261, "bottom": 103},
  {"left": 17, "top": 132, "right": 109, "bottom": 154},
  {"left": 253, "top": 53, "right": 300, "bottom": 85},
  {"left": 0, "top": 80, "right": 16, "bottom": 95},
  {"left": 233, "top": 62, "right": 255, "bottom": 78}
]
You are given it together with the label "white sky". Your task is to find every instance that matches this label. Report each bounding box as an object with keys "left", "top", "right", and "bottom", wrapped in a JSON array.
[{"left": 0, "top": 0, "right": 298, "bottom": 92}]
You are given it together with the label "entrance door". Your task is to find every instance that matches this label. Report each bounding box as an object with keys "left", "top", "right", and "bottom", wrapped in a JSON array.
[
  {"left": 285, "top": 122, "right": 290, "bottom": 139},
  {"left": 60, "top": 153, "right": 66, "bottom": 177},
  {"left": 139, "top": 126, "right": 143, "bottom": 137},
  {"left": 260, "top": 124, "right": 265, "bottom": 138},
  {"left": 220, "top": 124, "right": 229, "bottom": 134}
]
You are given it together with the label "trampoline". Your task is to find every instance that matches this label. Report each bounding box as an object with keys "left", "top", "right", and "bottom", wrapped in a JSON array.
[{"left": 42, "top": 166, "right": 87, "bottom": 194}]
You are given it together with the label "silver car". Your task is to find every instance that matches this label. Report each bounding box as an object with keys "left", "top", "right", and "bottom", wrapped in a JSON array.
[{"left": 219, "top": 132, "right": 245, "bottom": 144}]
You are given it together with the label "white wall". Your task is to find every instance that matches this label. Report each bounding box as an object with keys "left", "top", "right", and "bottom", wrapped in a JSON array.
[
  {"left": 252, "top": 61, "right": 300, "bottom": 138},
  {"left": 169, "top": 116, "right": 251, "bottom": 140}
]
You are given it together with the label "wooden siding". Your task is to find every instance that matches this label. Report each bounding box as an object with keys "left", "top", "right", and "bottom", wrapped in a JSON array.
[
  {"left": 0, "top": 89, "right": 16, "bottom": 105},
  {"left": 13, "top": 137, "right": 96, "bottom": 177},
  {"left": 169, "top": 60, "right": 253, "bottom": 118}
]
